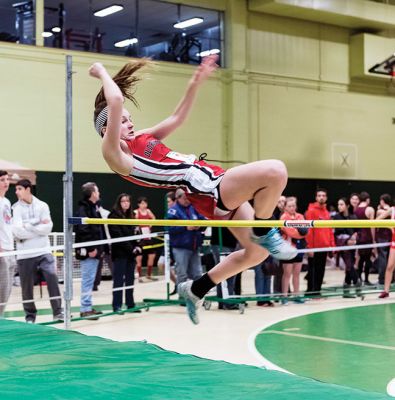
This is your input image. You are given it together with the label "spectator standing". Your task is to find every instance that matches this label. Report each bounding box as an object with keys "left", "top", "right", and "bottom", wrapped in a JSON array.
[
  {"left": 12, "top": 179, "right": 63, "bottom": 323},
  {"left": 272, "top": 195, "right": 286, "bottom": 294},
  {"left": 255, "top": 257, "right": 274, "bottom": 307},
  {"left": 375, "top": 194, "right": 392, "bottom": 285},
  {"left": 167, "top": 188, "right": 204, "bottom": 289},
  {"left": 280, "top": 197, "right": 307, "bottom": 304},
  {"left": 354, "top": 192, "right": 376, "bottom": 285},
  {"left": 378, "top": 206, "right": 395, "bottom": 298},
  {"left": 349, "top": 192, "right": 361, "bottom": 269},
  {"left": 210, "top": 227, "right": 238, "bottom": 310},
  {"left": 333, "top": 198, "right": 360, "bottom": 296},
  {"left": 273, "top": 195, "right": 286, "bottom": 219},
  {"left": 74, "top": 182, "right": 104, "bottom": 320},
  {"left": 349, "top": 193, "right": 360, "bottom": 214},
  {"left": 93, "top": 201, "right": 112, "bottom": 291},
  {"left": 305, "top": 188, "right": 335, "bottom": 296},
  {"left": 108, "top": 193, "right": 141, "bottom": 313},
  {"left": 157, "top": 191, "right": 177, "bottom": 294},
  {"left": 134, "top": 197, "right": 157, "bottom": 281},
  {"left": 165, "top": 191, "right": 176, "bottom": 210},
  {"left": 0, "top": 171, "right": 14, "bottom": 317}
]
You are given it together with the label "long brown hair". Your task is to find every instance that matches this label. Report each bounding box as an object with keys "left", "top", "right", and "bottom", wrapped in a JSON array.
[
  {"left": 113, "top": 193, "right": 133, "bottom": 218},
  {"left": 94, "top": 59, "right": 151, "bottom": 122}
]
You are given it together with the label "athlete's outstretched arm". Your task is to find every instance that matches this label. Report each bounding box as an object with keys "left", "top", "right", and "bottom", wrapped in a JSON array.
[
  {"left": 89, "top": 63, "right": 133, "bottom": 176},
  {"left": 136, "top": 55, "right": 218, "bottom": 140}
]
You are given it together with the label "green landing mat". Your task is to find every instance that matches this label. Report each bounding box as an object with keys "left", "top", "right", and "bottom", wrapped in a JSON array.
[{"left": 0, "top": 319, "right": 389, "bottom": 399}]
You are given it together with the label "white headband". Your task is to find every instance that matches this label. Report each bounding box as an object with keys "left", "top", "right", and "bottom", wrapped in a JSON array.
[{"left": 95, "top": 106, "right": 108, "bottom": 136}]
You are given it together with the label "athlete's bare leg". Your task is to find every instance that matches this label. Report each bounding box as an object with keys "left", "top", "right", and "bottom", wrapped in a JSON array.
[
  {"left": 207, "top": 202, "right": 269, "bottom": 284},
  {"left": 136, "top": 255, "right": 143, "bottom": 281},
  {"left": 292, "top": 262, "right": 302, "bottom": 294},
  {"left": 146, "top": 253, "right": 156, "bottom": 278},
  {"left": 282, "top": 263, "right": 293, "bottom": 297},
  {"left": 219, "top": 160, "right": 288, "bottom": 218},
  {"left": 178, "top": 160, "right": 293, "bottom": 324},
  {"left": 178, "top": 202, "right": 271, "bottom": 324},
  {"left": 384, "top": 249, "right": 395, "bottom": 293}
]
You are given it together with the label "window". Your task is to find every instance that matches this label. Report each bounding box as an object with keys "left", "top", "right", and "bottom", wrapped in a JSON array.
[
  {"left": 43, "top": 0, "right": 224, "bottom": 66},
  {"left": 0, "top": 0, "right": 35, "bottom": 44}
]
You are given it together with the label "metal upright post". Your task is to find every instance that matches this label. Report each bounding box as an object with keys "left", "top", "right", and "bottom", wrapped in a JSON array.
[
  {"left": 63, "top": 55, "right": 73, "bottom": 329},
  {"left": 164, "top": 233, "right": 170, "bottom": 301}
]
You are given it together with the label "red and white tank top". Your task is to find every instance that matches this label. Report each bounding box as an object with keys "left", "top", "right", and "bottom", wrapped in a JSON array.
[
  {"left": 135, "top": 208, "right": 153, "bottom": 236},
  {"left": 121, "top": 134, "right": 225, "bottom": 194}
]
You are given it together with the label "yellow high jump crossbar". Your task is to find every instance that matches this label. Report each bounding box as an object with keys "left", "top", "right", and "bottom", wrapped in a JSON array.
[{"left": 69, "top": 218, "right": 395, "bottom": 229}]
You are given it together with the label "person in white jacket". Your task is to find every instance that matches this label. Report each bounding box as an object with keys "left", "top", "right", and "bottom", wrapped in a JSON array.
[
  {"left": 12, "top": 179, "right": 63, "bottom": 323},
  {"left": 0, "top": 170, "right": 15, "bottom": 317}
]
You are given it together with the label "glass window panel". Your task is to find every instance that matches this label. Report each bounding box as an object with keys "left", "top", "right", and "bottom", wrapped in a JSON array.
[
  {"left": 0, "top": 0, "right": 35, "bottom": 44},
  {"left": 43, "top": 0, "right": 224, "bottom": 66}
]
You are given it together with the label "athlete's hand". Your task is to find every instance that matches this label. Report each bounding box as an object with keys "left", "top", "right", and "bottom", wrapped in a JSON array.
[
  {"left": 89, "top": 63, "right": 107, "bottom": 79},
  {"left": 191, "top": 54, "right": 219, "bottom": 85}
]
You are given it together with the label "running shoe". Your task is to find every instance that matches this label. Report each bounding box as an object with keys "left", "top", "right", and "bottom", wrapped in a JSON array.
[
  {"left": 281, "top": 297, "right": 289, "bottom": 305},
  {"left": 177, "top": 280, "right": 203, "bottom": 325},
  {"left": 251, "top": 228, "right": 298, "bottom": 260},
  {"left": 293, "top": 296, "right": 305, "bottom": 304},
  {"left": 379, "top": 291, "right": 389, "bottom": 299},
  {"left": 53, "top": 312, "right": 66, "bottom": 321}
]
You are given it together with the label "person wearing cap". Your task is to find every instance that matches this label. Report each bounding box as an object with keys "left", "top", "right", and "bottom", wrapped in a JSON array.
[{"left": 167, "top": 188, "right": 205, "bottom": 289}]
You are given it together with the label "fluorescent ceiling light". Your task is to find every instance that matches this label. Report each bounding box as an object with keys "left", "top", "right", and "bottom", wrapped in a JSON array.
[
  {"left": 94, "top": 5, "right": 123, "bottom": 17},
  {"left": 196, "top": 49, "right": 220, "bottom": 57},
  {"left": 42, "top": 32, "right": 53, "bottom": 38},
  {"left": 173, "top": 17, "right": 203, "bottom": 29},
  {"left": 52, "top": 27, "right": 61, "bottom": 33},
  {"left": 114, "top": 38, "right": 138, "bottom": 48}
]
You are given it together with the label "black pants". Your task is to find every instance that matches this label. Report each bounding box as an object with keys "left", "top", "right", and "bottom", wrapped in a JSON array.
[
  {"left": 339, "top": 250, "right": 359, "bottom": 285},
  {"left": 376, "top": 241, "right": 390, "bottom": 285},
  {"left": 358, "top": 251, "right": 372, "bottom": 282},
  {"left": 94, "top": 253, "right": 113, "bottom": 289},
  {"left": 18, "top": 254, "right": 62, "bottom": 321},
  {"left": 112, "top": 257, "right": 135, "bottom": 310},
  {"left": 307, "top": 252, "right": 328, "bottom": 295},
  {"left": 210, "top": 246, "right": 239, "bottom": 307},
  {"left": 273, "top": 263, "right": 283, "bottom": 294}
]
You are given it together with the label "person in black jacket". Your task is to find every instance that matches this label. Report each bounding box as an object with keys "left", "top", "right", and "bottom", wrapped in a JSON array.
[
  {"left": 108, "top": 193, "right": 141, "bottom": 313},
  {"left": 74, "top": 182, "right": 105, "bottom": 320},
  {"left": 333, "top": 197, "right": 360, "bottom": 296}
]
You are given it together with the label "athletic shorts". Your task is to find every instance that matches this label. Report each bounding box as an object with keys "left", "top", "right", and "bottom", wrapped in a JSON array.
[
  {"left": 138, "top": 238, "right": 157, "bottom": 255},
  {"left": 186, "top": 183, "right": 236, "bottom": 220},
  {"left": 181, "top": 161, "right": 238, "bottom": 220}
]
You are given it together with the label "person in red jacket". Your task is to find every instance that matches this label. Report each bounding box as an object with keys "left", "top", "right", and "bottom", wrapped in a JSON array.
[{"left": 305, "top": 188, "right": 335, "bottom": 296}]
